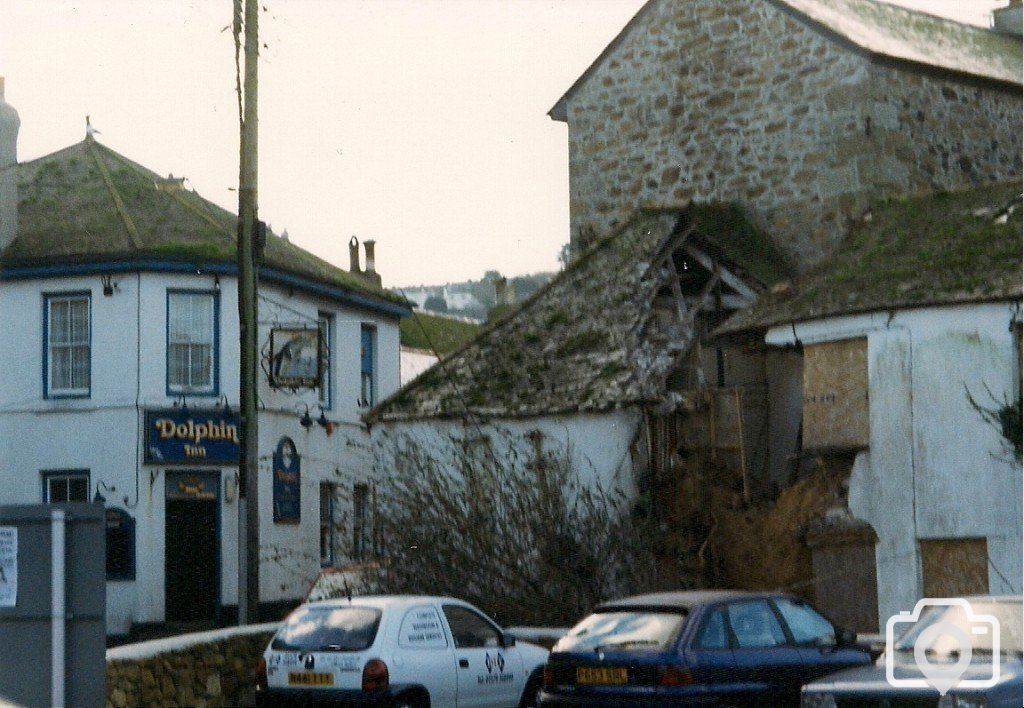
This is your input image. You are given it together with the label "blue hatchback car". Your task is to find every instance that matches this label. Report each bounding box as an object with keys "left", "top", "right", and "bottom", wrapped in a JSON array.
[{"left": 539, "top": 590, "right": 872, "bottom": 707}]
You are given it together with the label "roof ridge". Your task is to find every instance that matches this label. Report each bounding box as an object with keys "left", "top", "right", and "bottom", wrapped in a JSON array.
[{"left": 86, "top": 138, "right": 143, "bottom": 250}]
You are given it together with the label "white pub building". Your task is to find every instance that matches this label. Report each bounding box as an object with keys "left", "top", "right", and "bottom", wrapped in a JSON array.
[{"left": 0, "top": 82, "right": 409, "bottom": 637}]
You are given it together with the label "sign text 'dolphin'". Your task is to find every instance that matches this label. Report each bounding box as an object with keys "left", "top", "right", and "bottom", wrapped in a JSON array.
[{"left": 144, "top": 410, "right": 241, "bottom": 465}]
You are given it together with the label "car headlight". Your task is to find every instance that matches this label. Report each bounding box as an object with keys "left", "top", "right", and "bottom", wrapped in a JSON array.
[
  {"left": 938, "top": 696, "right": 987, "bottom": 708},
  {"left": 800, "top": 693, "right": 837, "bottom": 708}
]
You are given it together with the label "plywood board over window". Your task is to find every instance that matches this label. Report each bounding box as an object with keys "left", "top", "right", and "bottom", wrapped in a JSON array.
[
  {"left": 803, "top": 338, "right": 868, "bottom": 451},
  {"left": 920, "top": 538, "right": 989, "bottom": 598}
]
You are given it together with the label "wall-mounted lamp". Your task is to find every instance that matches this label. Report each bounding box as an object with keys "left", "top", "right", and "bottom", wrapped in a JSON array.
[
  {"left": 316, "top": 406, "right": 334, "bottom": 435},
  {"left": 299, "top": 404, "right": 313, "bottom": 429},
  {"left": 100, "top": 274, "right": 119, "bottom": 297},
  {"left": 216, "top": 394, "right": 233, "bottom": 418},
  {"left": 94, "top": 480, "right": 116, "bottom": 504},
  {"left": 172, "top": 394, "right": 188, "bottom": 412}
]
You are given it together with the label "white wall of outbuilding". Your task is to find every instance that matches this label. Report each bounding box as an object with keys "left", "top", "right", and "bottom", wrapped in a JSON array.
[{"left": 767, "top": 301, "right": 1023, "bottom": 626}]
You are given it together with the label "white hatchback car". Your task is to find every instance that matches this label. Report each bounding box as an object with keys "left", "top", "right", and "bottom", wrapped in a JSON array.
[{"left": 256, "top": 595, "right": 549, "bottom": 707}]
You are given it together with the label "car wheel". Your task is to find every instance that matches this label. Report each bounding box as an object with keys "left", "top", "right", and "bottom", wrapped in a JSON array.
[
  {"left": 518, "top": 671, "right": 543, "bottom": 708},
  {"left": 390, "top": 694, "right": 427, "bottom": 708}
]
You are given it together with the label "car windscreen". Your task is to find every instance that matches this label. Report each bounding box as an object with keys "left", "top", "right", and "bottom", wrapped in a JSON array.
[
  {"left": 272, "top": 605, "right": 382, "bottom": 652},
  {"left": 894, "top": 601, "right": 1023, "bottom": 655},
  {"left": 553, "top": 609, "right": 687, "bottom": 653}
]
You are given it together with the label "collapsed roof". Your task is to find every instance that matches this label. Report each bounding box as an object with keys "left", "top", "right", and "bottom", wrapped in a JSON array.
[{"left": 369, "top": 204, "right": 791, "bottom": 423}]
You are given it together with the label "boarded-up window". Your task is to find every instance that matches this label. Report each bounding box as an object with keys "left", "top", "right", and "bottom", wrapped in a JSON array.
[
  {"left": 920, "top": 538, "right": 988, "bottom": 598},
  {"left": 803, "top": 339, "right": 868, "bottom": 450}
]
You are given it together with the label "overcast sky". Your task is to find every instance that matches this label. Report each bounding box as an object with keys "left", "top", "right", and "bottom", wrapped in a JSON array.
[{"left": 0, "top": 0, "right": 1008, "bottom": 288}]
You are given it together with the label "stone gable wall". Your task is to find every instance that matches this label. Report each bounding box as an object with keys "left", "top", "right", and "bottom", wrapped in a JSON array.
[{"left": 564, "top": 0, "right": 1022, "bottom": 269}]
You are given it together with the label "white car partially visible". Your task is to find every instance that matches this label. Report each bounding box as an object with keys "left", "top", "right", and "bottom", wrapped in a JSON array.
[{"left": 256, "top": 595, "right": 548, "bottom": 707}]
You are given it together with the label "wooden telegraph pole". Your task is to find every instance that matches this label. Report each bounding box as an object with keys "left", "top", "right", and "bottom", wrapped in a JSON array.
[{"left": 236, "top": 0, "right": 260, "bottom": 625}]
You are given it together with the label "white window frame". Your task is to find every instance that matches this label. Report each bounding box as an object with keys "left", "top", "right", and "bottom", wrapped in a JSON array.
[
  {"left": 45, "top": 293, "right": 91, "bottom": 398},
  {"left": 43, "top": 470, "right": 90, "bottom": 503},
  {"left": 167, "top": 291, "right": 217, "bottom": 395}
]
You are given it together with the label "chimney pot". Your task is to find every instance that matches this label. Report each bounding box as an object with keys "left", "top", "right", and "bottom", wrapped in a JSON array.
[
  {"left": 349, "top": 236, "right": 361, "bottom": 273},
  {"left": 363, "top": 239, "right": 377, "bottom": 274}
]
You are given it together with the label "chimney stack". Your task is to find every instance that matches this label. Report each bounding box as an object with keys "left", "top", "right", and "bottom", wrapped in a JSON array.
[
  {"left": 349, "top": 236, "right": 361, "bottom": 274},
  {"left": 0, "top": 77, "right": 20, "bottom": 252},
  {"left": 362, "top": 239, "right": 381, "bottom": 287}
]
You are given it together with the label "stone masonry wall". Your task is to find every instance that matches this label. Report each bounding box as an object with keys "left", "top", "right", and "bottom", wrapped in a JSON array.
[
  {"left": 106, "top": 631, "right": 273, "bottom": 708},
  {"left": 564, "top": 0, "right": 1022, "bottom": 269}
]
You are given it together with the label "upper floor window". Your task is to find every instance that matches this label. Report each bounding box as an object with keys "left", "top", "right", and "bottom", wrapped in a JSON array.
[
  {"left": 43, "top": 470, "right": 90, "bottom": 503},
  {"left": 167, "top": 291, "right": 217, "bottom": 394},
  {"left": 360, "top": 324, "right": 376, "bottom": 408},
  {"left": 45, "top": 293, "right": 91, "bottom": 397},
  {"left": 318, "top": 313, "right": 333, "bottom": 409}
]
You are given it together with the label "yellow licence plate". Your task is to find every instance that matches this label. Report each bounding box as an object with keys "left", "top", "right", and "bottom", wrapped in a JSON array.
[
  {"left": 576, "top": 667, "right": 628, "bottom": 685},
  {"left": 288, "top": 672, "right": 334, "bottom": 686}
]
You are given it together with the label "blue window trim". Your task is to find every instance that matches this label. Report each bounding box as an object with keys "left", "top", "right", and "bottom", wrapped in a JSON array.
[
  {"left": 318, "top": 312, "right": 333, "bottom": 410},
  {"left": 42, "top": 291, "right": 93, "bottom": 400},
  {"left": 165, "top": 289, "right": 220, "bottom": 398},
  {"left": 360, "top": 323, "right": 377, "bottom": 408},
  {"left": 104, "top": 508, "right": 137, "bottom": 582},
  {"left": 40, "top": 469, "right": 91, "bottom": 503}
]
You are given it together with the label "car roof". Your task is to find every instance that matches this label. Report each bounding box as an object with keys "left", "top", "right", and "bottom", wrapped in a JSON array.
[
  {"left": 301, "top": 595, "right": 470, "bottom": 611},
  {"left": 596, "top": 590, "right": 787, "bottom": 611}
]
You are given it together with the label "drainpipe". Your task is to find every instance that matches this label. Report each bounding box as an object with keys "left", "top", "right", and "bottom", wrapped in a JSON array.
[{"left": 51, "top": 509, "right": 66, "bottom": 708}]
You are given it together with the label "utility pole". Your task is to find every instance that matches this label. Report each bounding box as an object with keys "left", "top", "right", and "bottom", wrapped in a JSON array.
[{"left": 236, "top": 0, "right": 260, "bottom": 625}]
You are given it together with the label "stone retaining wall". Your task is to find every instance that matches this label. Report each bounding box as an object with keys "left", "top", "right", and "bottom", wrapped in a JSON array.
[{"left": 106, "top": 630, "right": 274, "bottom": 708}]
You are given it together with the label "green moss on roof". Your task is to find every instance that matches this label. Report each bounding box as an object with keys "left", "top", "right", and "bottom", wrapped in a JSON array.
[
  {"left": 400, "top": 313, "right": 481, "bottom": 355},
  {"left": 720, "top": 182, "right": 1023, "bottom": 334},
  {"left": 686, "top": 203, "right": 794, "bottom": 288},
  {"left": 3, "top": 138, "right": 407, "bottom": 309}
]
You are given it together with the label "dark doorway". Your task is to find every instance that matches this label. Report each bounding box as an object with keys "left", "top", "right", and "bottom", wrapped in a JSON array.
[{"left": 165, "top": 472, "right": 219, "bottom": 623}]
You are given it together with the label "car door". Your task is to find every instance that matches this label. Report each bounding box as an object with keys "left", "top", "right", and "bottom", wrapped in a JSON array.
[
  {"left": 441, "top": 603, "right": 521, "bottom": 708},
  {"left": 724, "top": 598, "right": 808, "bottom": 704},
  {"left": 683, "top": 605, "right": 745, "bottom": 701},
  {"left": 395, "top": 604, "right": 458, "bottom": 707},
  {"left": 771, "top": 596, "right": 869, "bottom": 684}
]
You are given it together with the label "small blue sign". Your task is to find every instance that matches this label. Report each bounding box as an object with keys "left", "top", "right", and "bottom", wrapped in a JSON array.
[
  {"left": 273, "top": 437, "right": 301, "bottom": 524},
  {"left": 144, "top": 409, "right": 240, "bottom": 465}
]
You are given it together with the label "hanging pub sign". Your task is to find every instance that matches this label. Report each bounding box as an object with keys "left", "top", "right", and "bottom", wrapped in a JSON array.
[
  {"left": 269, "top": 327, "right": 323, "bottom": 389},
  {"left": 144, "top": 409, "right": 241, "bottom": 465},
  {"left": 273, "top": 436, "right": 301, "bottom": 524}
]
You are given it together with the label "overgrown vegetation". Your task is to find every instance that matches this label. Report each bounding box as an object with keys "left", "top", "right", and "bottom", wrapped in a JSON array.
[
  {"left": 364, "top": 428, "right": 663, "bottom": 627},
  {"left": 967, "top": 384, "right": 1023, "bottom": 463}
]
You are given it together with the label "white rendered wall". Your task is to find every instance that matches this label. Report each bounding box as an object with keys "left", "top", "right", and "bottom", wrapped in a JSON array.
[
  {"left": 767, "top": 302, "right": 1023, "bottom": 626},
  {"left": 0, "top": 269, "right": 402, "bottom": 634}
]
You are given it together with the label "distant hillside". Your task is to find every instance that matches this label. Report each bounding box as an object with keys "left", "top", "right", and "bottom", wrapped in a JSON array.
[
  {"left": 395, "top": 270, "right": 555, "bottom": 321},
  {"left": 400, "top": 312, "right": 481, "bottom": 356}
]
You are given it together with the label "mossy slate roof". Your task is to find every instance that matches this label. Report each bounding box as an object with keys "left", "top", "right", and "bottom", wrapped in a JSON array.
[
  {"left": 718, "top": 181, "right": 1024, "bottom": 335},
  {"left": 369, "top": 205, "right": 790, "bottom": 422},
  {"left": 551, "top": 0, "right": 1021, "bottom": 119},
  {"left": 2, "top": 138, "right": 407, "bottom": 310}
]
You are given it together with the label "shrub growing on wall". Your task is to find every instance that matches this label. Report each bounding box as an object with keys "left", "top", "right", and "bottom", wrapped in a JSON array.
[{"left": 366, "top": 427, "right": 661, "bottom": 627}]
